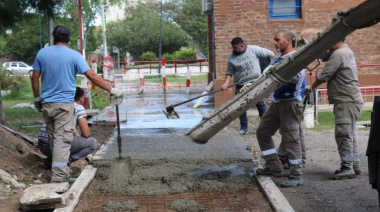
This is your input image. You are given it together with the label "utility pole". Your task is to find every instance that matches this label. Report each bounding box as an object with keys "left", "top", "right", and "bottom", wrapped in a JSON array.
[
  {"left": 101, "top": 0, "right": 108, "bottom": 57},
  {"left": 78, "top": 0, "right": 84, "bottom": 57},
  {"left": 158, "top": 0, "right": 163, "bottom": 74}
]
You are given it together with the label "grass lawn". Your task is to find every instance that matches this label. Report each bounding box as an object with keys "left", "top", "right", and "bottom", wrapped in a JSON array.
[{"left": 1, "top": 74, "right": 109, "bottom": 138}]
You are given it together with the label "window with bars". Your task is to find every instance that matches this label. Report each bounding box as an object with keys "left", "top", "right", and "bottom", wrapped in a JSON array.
[{"left": 269, "top": 0, "right": 302, "bottom": 20}]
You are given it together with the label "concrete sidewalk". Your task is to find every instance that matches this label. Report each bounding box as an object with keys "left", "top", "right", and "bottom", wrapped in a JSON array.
[{"left": 89, "top": 90, "right": 293, "bottom": 211}]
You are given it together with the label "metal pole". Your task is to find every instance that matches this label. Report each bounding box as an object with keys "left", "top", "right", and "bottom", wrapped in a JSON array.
[
  {"left": 79, "top": 0, "right": 84, "bottom": 56},
  {"left": 49, "top": 18, "right": 53, "bottom": 46},
  {"left": 158, "top": 0, "right": 163, "bottom": 74},
  {"left": 39, "top": 11, "right": 42, "bottom": 49},
  {"left": 101, "top": 0, "right": 108, "bottom": 57}
]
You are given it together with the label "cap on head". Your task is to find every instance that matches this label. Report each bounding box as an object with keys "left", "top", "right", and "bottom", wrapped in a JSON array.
[
  {"left": 231, "top": 37, "right": 244, "bottom": 45},
  {"left": 52, "top": 24, "right": 70, "bottom": 43}
]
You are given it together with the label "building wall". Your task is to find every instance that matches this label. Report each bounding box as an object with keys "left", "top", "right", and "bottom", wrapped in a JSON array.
[{"left": 212, "top": 0, "right": 380, "bottom": 80}]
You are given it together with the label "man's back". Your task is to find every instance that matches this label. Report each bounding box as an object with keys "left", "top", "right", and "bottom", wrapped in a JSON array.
[{"left": 33, "top": 46, "right": 89, "bottom": 104}]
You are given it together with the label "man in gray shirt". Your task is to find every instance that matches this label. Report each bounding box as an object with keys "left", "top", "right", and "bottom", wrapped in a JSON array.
[
  {"left": 222, "top": 37, "right": 275, "bottom": 135},
  {"left": 307, "top": 39, "right": 363, "bottom": 180}
]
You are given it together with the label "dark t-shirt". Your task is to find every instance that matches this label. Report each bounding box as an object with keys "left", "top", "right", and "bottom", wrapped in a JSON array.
[{"left": 258, "top": 57, "right": 271, "bottom": 73}]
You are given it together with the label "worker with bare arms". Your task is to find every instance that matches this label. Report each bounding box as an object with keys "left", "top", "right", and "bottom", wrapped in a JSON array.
[
  {"left": 256, "top": 29, "right": 305, "bottom": 187},
  {"left": 32, "top": 24, "right": 123, "bottom": 183},
  {"left": 221, "top": 37, "right": 275, "bottom": 135}
]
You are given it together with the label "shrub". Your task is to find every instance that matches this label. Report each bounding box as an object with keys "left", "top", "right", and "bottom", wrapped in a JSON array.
[
  {"left": 173, "top": 48, "right": 196, "bottom": 60},
  {"left": 162, "top": 53, "right": 174, "bottom": 60},
  {"left": 0, "top": 70, "right": 27, "bottom": 97},
  {"left": 140, "top": 51, "right": 157, "bottom": 61}
]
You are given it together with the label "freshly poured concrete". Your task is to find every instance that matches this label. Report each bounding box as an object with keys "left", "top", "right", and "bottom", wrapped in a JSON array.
[{"left": 91, "top": 92, "right": 256, "bottom": 196}]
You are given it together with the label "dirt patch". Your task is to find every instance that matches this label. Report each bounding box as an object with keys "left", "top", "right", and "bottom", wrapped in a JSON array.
[{"left": 0, "top": 123, "right": 115, "bottom": 211}]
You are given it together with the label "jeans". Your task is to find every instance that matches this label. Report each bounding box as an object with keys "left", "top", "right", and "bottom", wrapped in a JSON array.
[{"left": 236, "top": 85, "right": 267, "bottom": 130}]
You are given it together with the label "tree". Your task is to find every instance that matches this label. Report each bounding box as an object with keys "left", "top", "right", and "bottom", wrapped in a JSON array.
[
  {"left": 169, "top": 0, "right": 208, "bottom": 54},
  {"left": 106, "top": 1, "right": 190, "bottom": 60},
  {"left": 3, "top": 14, "right": 46, "bottom": 63},
  {"left": 0, "top": 0, "right": 28, "bottom": 34}
]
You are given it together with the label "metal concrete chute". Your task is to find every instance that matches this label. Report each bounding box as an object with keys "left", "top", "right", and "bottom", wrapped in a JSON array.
[{"left": 185, "top": 0, "right": 380, "bottom": 145}]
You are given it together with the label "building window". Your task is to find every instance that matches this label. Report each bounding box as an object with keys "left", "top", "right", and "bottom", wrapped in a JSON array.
[{"left": 269, "top": 0, "right": 302, "bottom": 20}]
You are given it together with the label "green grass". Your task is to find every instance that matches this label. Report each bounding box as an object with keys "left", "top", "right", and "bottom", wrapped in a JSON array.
[
  {"left": 1, "top": 76, "right": 43, "bottom": 137},
  {"left": 144, "top": 73, "right": 207, "bottom": 83},
  {"left": 313, "top": 110, "right": 371, "bottom": 132},
  {"left": 0, "top": 74, "right": 108, "bottom": 137}
]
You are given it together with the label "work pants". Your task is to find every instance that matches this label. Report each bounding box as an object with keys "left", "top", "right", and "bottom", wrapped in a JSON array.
[
  {"left": 334, "top": 102, "right": 363, "bottom": 169},
  {"left": 257, "top": 100, "right": 303, "bottom": 178},
  {"left": 278, "top": 121, "right": 306, "bottom": 164},
  {"left": 43, "top": 103, "right": 75, "bottom": 182},
  {"left": 38, "top": 136, "right": 97, "bottom": 163}
]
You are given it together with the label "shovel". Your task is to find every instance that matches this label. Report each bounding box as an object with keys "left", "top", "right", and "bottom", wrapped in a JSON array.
[
  {"left": 163, "top": 78, "right": 257, "bottom": 119},
  {"left": 111, "top": 94, "right": 134, "bottom": 174}
]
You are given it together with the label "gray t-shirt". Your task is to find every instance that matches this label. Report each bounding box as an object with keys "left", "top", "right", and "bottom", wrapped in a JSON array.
[
  {"left": 317, "top": 44, "right": 363, "bottom": 104},
  {"left": 226, "top": 45, "right": 275, "bottom": 85}
]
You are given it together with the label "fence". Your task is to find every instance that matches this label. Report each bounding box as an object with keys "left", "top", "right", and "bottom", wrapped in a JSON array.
[{"left": 312, "top": 64, "right": 380, "bottom": 123}]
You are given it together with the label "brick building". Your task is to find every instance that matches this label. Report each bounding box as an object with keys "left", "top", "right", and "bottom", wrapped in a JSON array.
[{"left": 205, "top": 0, "right": 380, "bottom": 107}]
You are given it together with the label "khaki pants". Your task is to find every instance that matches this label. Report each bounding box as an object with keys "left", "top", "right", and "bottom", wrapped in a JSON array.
[
  {"left": 257, "top": 100, "right": 303, "bottom": 178},
  {"left": 334, "top": 102, "right": 363, "bottom": 169},
  {"left": 278, "top": 121, "right": 306, "bottom": 163},
  {"left": 42, "top": 103, "right": 75, "bottom": 182}
]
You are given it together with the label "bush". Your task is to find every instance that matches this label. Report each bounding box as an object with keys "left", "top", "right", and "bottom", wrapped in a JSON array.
[
  {"left": 174, "top": 48, "right": 196, "bottom": 60},
  {"left": 0, "top": 70, "right": 27, "bottom": 98},
  {"left": 162, "top": 53, "right": 174, "bottom": 60},
  {"left": 140, "top": 51, "right": 157, "bottom": 61}
]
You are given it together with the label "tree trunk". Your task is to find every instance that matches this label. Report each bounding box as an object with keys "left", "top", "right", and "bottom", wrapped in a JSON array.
[{"left": 0, "top": 78, "right": 4, "bottom": 125}]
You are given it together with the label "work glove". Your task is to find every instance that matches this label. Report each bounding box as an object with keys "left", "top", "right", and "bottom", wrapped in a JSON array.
[
  {"left": 110, "top": 88, "right": 123, "bottom": 98},
  {"left": 263, "top": 65, "right": 275, "bottom": 76},
  {"left": 34, "top": 97, "right": 42, "bottom": 112},
  {"left": 240, "top": 83, "right": 252, "bottom": 93},
  {"left": 304, "top": 85, "right": 312, "bottom": 94}
]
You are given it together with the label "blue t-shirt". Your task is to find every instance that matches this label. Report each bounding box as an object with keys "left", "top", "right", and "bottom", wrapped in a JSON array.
[{"left": 33, "top": 45, "right": 90, "bottom": 104}]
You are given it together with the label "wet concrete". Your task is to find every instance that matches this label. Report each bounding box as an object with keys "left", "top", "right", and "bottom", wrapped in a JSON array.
[{"left": 90, "top": 90, "right": 256, "bottom": 199}]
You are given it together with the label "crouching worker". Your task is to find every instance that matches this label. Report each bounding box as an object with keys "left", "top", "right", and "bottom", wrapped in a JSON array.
[{"left": 37, "top": 86, "right": 97, "bottom": 169}]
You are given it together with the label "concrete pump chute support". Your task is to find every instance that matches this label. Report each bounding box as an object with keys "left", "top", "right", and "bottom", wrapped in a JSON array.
[{"left": 185, "top": 0, "right": 380, "bottom": 144}]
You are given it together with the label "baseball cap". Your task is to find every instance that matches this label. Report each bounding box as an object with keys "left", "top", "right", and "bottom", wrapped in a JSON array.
[{"left": 52, "top": 25, "right": 70, "bottom": 40}]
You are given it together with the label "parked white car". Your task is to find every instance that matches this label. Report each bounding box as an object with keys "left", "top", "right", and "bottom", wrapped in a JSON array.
[{"left": 3, "top": 61, "right": 33, "bottom": 75}]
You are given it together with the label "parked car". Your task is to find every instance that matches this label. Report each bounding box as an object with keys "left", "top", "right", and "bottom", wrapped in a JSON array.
[
  {"left": 2, "top": 61, "right": 10, "bottom": 69},
  {"left": 4, "top": 61, "right": 33, "bottom": 75}
]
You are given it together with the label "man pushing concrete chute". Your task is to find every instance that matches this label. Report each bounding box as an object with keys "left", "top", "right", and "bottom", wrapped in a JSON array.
[{"left": 185, "top": 0, "right": 380, "bottom": 144}]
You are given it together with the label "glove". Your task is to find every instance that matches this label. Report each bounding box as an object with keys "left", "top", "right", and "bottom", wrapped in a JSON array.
[
  {"left": 240, "top": 83, "right": 252, "bottom": 93},
  {"left": 34, "top": 97, "right": 42, "bottom": 112},
  {"left": 110, "top": 87, "right": 123, "bottom": 98},
  {"left": 263, "top": 65, "right": 275, "bottom": 76},
  {"left": 304, "top": 85, "right": 312, "bottom": 94}
]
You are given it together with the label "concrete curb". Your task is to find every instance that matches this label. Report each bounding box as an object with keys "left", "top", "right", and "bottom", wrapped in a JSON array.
[
  {"left": 230, "top": 124, "right": 294, "bottom": 212},
  {"left": 253, "top": 163, "right": 295, "bottom": 212}
]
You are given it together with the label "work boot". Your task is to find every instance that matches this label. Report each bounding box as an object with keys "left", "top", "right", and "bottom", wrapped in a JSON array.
[
  {"left": 279, "top": 155, "right": 289, "bottom": 169},
  {"left": 353, "top": 165, "right": 362, "bottom": 175},
  {"left": 335, "top": 166, "right": 361, "bottom": 175},
  {"left": 239, "top": 128, "right": 248, "bottom": 135},
  {"left": 332, "top": 167, "right": 356, "bottom": 180},
  {"left": 280, "top": 177, "right": 304, "bottom": 187},
  {"left": 256, "top": 167, "right": 283, "bottom": 177}
]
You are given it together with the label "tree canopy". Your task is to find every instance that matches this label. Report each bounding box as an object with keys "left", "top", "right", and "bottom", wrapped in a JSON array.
[
  {"left": 0, "top": 0, "right": 208, "bottom": 61},
  {"left": 106, "top": 1, "right": 190, "bottom": 60}
]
